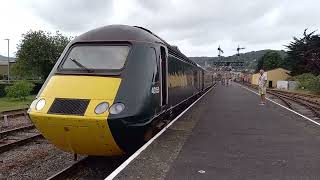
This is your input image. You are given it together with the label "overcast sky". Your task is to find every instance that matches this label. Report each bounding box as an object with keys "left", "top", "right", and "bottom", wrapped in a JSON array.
[{"left": 0, "top": 0, "right": 319, "bottom": 58}]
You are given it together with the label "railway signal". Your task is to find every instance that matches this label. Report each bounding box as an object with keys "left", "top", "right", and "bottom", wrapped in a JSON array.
[
  {"left": 236, "top": 45, "right": 245, "bottom": 57},
  {"left": 236, "top": 45, "right": 245, "bottom": 63},
  {"left": 212, "top": 45, "right": 245, "bottom": 69},
  {"left": 218, "top": 45, "right": 224, "bottom": 57}
]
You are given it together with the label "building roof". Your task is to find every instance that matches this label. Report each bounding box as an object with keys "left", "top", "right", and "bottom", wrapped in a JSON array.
[{"left": 253, "top": 68, "right": 290, "bottom": 76}]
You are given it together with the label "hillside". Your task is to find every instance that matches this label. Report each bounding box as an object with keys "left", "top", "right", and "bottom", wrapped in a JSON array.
[
  {"left": 0, "top": 55, "right": 15, "bottom": 62},
  {"left": 190, "top": 50, "right": 287, "bottom": 70}
]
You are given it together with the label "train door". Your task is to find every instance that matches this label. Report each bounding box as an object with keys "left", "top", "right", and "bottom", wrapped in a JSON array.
[{"left": 160, "top": 46, "right": 168, "bottom": 106}]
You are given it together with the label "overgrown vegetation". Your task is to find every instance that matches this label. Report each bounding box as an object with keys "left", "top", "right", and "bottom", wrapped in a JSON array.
[
  {"left": 0, "top": 84, "right": 6, "bottom": 97},
  {"left": 293, "top": 73, "right": 320, "bottom": 94},
  {"left": 5, "top": 81, "right": 35, "bottom": 100},
  {"left": 12, "top": 30, "right": 71, "bottom": 80}
]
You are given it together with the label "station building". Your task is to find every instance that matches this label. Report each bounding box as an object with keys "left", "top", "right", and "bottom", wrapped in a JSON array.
[
  {"left": 0, "top": 61, "right": 15, "bottom": 80},
  {"left": 251, "top": 68, "right": 291, "bottom": 88}
]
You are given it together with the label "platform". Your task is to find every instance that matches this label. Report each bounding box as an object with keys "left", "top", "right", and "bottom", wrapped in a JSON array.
[{"left": 113, "top": 83, "right": 320, "bottom": 180}]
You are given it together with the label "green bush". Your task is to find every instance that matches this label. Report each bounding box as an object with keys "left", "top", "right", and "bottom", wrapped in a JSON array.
[
  {"left": 293, "top": 73, "right": 317, "bottom": 89},
  {"left": 0, "top": 84, "right": 6, "bottom": 97},
  {"left": 309, "top": 75, "right": 320, "bottom": 94},
  {"left": 5, "top": 81, "right": 35, "bottom": 100},
  {"left": 293, "top": 73, "right": 320, "bottom": 94}
]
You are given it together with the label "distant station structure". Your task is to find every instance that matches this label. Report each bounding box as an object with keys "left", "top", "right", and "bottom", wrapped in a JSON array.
[{"left": 212, "top": 45, "right": 245, "bottom": 69}]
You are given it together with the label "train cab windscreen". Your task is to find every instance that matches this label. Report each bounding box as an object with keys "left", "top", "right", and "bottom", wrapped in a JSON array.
[{"left": 60, "top": 45, "right": 130, "bottom": 71}]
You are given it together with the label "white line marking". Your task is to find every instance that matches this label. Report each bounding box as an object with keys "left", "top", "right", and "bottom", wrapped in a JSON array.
[
  {"left": 238, "top": 84, "right": 320, "bottom": 126},
  {"left": 105, "top": 84, "right": 216, "bottom": 180}
]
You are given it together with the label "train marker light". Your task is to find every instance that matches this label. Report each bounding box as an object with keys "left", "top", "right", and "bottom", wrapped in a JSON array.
[
  {"left": 35, "top": 99, "right": 46, "bottom": 111},
  {"left": 95, "top": 102, "right": 109, "bottom": 114},
  {"left": 109, "top": 103, "right": 125, "bottom": 114}
]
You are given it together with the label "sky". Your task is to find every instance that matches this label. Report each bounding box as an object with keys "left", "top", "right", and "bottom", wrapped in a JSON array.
[{"left": 0, "top": 0, "right": 319, "bottom": 58}]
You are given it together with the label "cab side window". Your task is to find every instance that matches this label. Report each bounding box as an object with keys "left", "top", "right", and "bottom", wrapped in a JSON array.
[{"left": 151, "top": 48, "right": 159, "bottom": 83}]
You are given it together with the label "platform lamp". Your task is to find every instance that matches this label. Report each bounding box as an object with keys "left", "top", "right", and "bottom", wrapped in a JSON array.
[{"left": 4, "top": 38, "right": 10, "bottom": 83}]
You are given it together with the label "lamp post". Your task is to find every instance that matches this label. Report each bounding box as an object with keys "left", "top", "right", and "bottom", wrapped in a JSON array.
[{"left": 4, "top": 38, "right": 10, "bottom": 83}]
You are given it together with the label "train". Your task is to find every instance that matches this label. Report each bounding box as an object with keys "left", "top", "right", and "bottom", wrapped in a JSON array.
[{"left": 28, "top": 25, "right": 214, "bottom": 156}]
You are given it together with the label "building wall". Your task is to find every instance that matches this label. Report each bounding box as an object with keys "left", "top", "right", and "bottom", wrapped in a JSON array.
[
  {"left": 251, "top": 68, "right": 291, "bottom": 88},
  {"left": 251, "top": 73, "right": 260, "bottom": 85},
  {"left": 269, "top": 68, "right": 291, "bottom": 88},
  {"left": 0, "top": 65, "right": 8, "bottom": 75}
]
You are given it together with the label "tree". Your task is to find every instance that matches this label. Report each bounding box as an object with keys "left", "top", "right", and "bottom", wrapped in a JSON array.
[
  {"left": 285, "top": 29, "right": 320, "bottom": 76},
  {"left": 12, "top": 30, "right": 71, "bottom": 80},
  {"left": 256, "top": 51, "right": 283, "bottom": 72}
]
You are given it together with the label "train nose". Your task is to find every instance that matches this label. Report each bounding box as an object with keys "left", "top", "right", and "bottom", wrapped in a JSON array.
[
  {"left": 28, "top": 75, "right": 125, "bottom": 156},
  {"left": 29, "top": 75, "right": 122, "bottom": 117}
]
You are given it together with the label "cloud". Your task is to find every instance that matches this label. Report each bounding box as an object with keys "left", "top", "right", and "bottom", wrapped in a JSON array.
[
  {"left": 27, "top": 0, "right": 114, "bottom": 32},
  {"left": 1, "top": 0, "right": 319, "bottom": 57}
]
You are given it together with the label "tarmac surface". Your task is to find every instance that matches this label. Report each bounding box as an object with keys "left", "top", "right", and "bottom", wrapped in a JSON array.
[{"left": 114, "top": 83, "right": 320, "bottom": 180}]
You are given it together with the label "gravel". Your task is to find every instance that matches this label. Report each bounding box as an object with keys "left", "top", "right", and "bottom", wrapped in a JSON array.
[
  {"left": 0, "top": 139, "right": 86, "bottom": 179},
  {"left": 0, "top": 115, "right": 32, "bottom": 132}
]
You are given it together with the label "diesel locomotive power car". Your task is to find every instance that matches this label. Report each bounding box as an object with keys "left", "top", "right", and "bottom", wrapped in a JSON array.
[{"left": 28, "top": 25, "right": 214, "bottom": 156}]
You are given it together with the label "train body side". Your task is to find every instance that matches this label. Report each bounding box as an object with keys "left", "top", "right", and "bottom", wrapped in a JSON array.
[{"left": 167, "top": 54, "right": 202, "bottom": 107}]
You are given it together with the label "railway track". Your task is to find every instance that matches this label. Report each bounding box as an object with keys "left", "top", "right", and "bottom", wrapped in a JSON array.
[
  {"left": 47, "top": 156, "right": 126, "bottom": 180},
  {"left": 0, "top": 124, "right": 34, "bottom": 137},
  {"left": 270, "top": 89, "right": 320, "bottom": 106},
  {"left": 268, "top": 91, "right": 320, "bottom": 118},
  {"left": 242, "top": 83, "right": 320, "bottom": 119},
  {"left": 0, "top": 125, "right": 42, "bottom": 154},
  {"left": 0, "top": 108, "right": 29, "bottom": 120},
  {"left": 47, "top": 157, "right": 89, "bottom": 180}
]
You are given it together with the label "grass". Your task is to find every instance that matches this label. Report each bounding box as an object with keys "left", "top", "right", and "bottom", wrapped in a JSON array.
[{"left": 0, "top": 95, "right": 36, "bottom": 112}]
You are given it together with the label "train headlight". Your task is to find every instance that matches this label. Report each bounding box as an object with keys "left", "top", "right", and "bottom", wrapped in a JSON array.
[
  {"left": 30, "top": 99, "right": 38, "bottom": 109},
  {"left": 109, "top": 103, "right": 125, "bottom": 115},
  {"left": 35, "top": 99, "right": 46, "bottom": 111},
  {"left": 95, "top": 102, "right": 109, "bottom": 114}
]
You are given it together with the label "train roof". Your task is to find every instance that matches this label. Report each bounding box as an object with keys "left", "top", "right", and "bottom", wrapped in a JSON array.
[
  {"left": 74, "top": 25, "right": 161, "bottom": 43},
  {"left": 73, "top": 25, "right": 201, "bottom": 68}
]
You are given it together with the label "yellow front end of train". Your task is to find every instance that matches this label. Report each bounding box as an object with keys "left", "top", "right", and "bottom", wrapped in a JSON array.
[{"left": 28, "top": 75, "right": 124, "bottom": 156}]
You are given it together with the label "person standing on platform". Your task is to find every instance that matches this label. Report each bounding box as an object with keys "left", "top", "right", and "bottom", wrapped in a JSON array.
[{"left": 258, "top": 69, "right": 267, "bottom": 105}]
